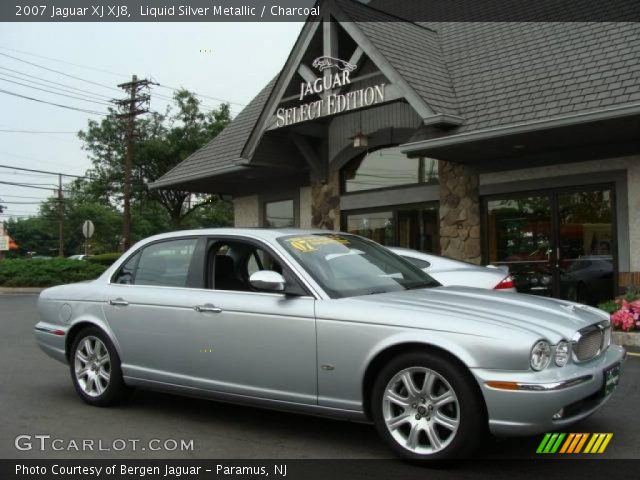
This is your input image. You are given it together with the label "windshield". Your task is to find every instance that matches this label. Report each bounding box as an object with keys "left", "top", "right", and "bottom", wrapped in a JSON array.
[{"left": 278, "top": 234, "right": 440, "bottom": 298}]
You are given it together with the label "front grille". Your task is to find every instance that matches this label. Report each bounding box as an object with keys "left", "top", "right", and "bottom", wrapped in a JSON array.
[{"left": 573, "top": 324, "right": 609, "bottom": 362}]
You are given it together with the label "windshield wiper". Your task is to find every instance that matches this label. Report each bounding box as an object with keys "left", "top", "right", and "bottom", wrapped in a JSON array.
[{"left": 404, "top": 281, "right": 435, "bottom": 290}]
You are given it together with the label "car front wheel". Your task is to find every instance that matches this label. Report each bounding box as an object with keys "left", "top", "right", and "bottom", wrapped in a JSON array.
[
  {"left": 371, "top": 351, "right": 486, "bottom": 460},
  {"left": 70, "top": 327, "right": 128, "bottom": 406}
]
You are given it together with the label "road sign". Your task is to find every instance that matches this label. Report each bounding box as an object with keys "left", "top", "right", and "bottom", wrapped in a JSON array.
[{"left": 82, "top": 220, "right": 95, "bottom": 239}]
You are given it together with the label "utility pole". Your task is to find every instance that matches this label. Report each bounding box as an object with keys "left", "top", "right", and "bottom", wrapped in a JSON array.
[
  {"left": 58, "top": 173, "right": 64, "bottom": 257},
  {"left": 115, "top": 75, "right": 155, "bottom": 251}
]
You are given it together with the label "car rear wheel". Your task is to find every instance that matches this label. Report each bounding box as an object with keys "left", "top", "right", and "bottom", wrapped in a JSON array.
[
  {"left": 70, "top": 327, "right": 128, "bottom": 406},
  {"left": 371, "top": 351, "right": 486, "bottom": 460}
]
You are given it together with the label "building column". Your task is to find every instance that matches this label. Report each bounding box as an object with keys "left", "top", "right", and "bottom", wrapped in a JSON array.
[
  {"left": 438, "top": 160, "right": 482, "bottom": 264},
  {"left": 311, "top": 170, "right": 340, "bottom": 230}
]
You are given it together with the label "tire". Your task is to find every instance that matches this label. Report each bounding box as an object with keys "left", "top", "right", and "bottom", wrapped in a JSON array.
[
  {"left": 69, "top": 327, "right": 129, "bottom": 406},
  {"left": 371, "top": 350, "right": 487, "bottom": 461}
]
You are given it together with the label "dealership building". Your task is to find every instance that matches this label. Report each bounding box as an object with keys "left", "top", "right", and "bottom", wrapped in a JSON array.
[{"left": 152, "top": 0, "right": 640, "bottom": 304}]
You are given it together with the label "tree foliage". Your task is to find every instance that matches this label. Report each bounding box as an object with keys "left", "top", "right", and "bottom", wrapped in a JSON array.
[
  {"left": 77, "top": 89, "right": 233, "bottom": 229},
  {"left": 6, "top": 89, "right": 234, "bottom": 256}
]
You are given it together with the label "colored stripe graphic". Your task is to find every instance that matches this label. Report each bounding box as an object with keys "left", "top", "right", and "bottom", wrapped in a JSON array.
[{"left": 538, "top": 433, "right": 613, "bottom": 454}]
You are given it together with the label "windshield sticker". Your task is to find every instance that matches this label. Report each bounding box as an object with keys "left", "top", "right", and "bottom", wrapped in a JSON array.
[{"left": 287, "top": 235, "right": 350, "bottom": 253}]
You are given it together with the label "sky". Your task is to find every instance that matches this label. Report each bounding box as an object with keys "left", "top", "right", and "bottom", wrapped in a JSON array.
[{"left": 0, "top": 21, "right": 303, "bottom": 219}]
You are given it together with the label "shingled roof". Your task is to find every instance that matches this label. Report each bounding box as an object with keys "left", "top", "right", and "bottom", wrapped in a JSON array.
[
  {"left": 336, "top": 0, "right": 459, "bottom": 116},
  {"left": 151, "top": 77, "right": 277, "bottom": 189},
  {"left": 153, "top": 0, "right": 640, "bottom": 189}
]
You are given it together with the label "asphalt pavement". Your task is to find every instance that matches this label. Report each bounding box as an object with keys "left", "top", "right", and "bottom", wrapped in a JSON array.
[{"left": 1, "top": 293, "right": 638, "bottom": 461}]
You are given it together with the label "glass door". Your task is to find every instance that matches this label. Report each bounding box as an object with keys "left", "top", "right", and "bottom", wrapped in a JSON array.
[
  {"left": 556, "top": 188, "right": 615, "bottom": 304},
  {"left": 486, "top": 195, "right": 554, "bottom": 297},
  {"left": 485, "top": 186, "right": 617, "bottom": 304}
]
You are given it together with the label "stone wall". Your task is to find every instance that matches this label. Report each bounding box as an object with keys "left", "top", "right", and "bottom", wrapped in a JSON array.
[
  {"left": 232, "top": 195, "right": 259, "bottom": 227},
  {"left": 311, "top": 170, "right": 340, "bottom": 230},
  {"left": 299, "top": 186, "right": 313, "bottom": 229},
  {"left": 438, "top": 161, "right": 482, "bottom": 264}
]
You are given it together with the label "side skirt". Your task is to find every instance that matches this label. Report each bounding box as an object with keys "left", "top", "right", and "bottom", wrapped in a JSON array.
[{"left": 124, "top": 376, "right": 370, "bottom": 423}]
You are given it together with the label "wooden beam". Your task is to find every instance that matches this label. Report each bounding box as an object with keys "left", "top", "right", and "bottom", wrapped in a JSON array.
[
  {"left": 298, "top": 64, "right": 318, "bottom": 85},
  {"left": 331, "top": 3, "right": 435, "bottom": 120},
  {"left": 348, "top": 46, "right": 364, "bottom": 68},
  {"left": 323, "top": 12, "right": 339, "bottom": 96},
  {"left": 291, "top": 133, "right": 325, "bottom": 182}
]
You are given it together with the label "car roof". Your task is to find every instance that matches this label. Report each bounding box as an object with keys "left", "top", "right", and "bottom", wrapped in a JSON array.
[{"left": 132, "top": 227, "right": 337, "bottom": 246}]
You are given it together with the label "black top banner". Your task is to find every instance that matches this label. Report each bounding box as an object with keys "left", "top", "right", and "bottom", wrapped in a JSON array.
[{"left": 3, "top": 0, "right": 640, "bottom": 22}]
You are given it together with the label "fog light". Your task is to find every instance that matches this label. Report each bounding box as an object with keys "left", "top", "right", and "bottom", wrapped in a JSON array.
[
  {"left": 555, "top": 341, "right": 570, "bottom": 367},
  {"left": 552, "top": 408, "right": 565, "bottom": 420}
]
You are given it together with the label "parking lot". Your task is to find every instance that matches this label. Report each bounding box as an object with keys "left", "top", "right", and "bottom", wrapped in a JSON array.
[{"left": 1, "top": 294, "right": 638, "bottom": 460}]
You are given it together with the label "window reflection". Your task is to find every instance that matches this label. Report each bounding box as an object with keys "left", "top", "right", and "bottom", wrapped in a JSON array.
[
  {"left": 264, "top": 199, "right": 295, "bottom": 228},
  {"left": 342, "top": 146, "right": 438, "bottom": 193}
]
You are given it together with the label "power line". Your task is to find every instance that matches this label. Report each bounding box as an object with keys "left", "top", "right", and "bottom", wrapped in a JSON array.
[
  {"left": 0, "top": 66, "right": 114, "bottom": 101},
  {"left": 0, "top": 48, "right": 246, "bottom": 114},
  {"left": 0, "top": 180, "right": 67, "bottom": 191},
  {"left": 0, "top": 194, "right": 51, "bottom": 199},
  {"left": 155, "top": 83, "right": 246, "bottom": 107},
  {"left": 0, "top": 88, "right": 108, "bottom": 116},
  {"left": 0, "top": 45, "right": 127, "bottom": 79},
  {"left": 0, "top": 76, "right": 112, "bottom": 106},
  {"left": 0, "top": 164, "right": 86, "bottom": 178},
  {"left": 0, "top": 129, "right": 77, "bottom": 134},
  {"left": 0, "top": 52, "right": 121, "bottom": 93}
]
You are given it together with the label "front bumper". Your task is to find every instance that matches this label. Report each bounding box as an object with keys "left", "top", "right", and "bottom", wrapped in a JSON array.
[{"left": 472, "top": 344, "right": 626, "bottom": 436}]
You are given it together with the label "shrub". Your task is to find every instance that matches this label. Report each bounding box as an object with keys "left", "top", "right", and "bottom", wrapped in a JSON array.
[
  {"left": 0, "top": 258, "right": 107, "bottom": 288},
  {"left": 598, "top": 288, "right": 640, "bottom": 332},
  {"left": 87, "top": 252, "right": 122, "bottom": 266}
]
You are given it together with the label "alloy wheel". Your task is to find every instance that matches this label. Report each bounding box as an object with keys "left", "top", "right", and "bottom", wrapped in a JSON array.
[
  {"left": 382, "top": 366, "right": 460, "bottom": 455},
  {"left": 74, "top": 336, "right": 111, "bottom": 397}
]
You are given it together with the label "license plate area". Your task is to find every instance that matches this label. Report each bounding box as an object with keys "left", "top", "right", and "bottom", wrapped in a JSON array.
[{"left": 602, "top": 362, "right": 621, "bottom": 396}]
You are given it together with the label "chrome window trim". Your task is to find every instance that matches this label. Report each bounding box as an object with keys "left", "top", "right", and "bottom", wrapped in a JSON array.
[{"left": 107, "top": 233, "right": 327, "bottom": 300}]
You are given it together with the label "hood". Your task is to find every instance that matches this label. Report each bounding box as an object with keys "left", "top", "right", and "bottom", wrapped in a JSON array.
[{"left": 343, "top": 286, "right": 609, "bottom": 342}]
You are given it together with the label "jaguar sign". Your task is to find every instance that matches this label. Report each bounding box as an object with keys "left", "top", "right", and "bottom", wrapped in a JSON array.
[{"left": 275, "top": 56, "right": 386, "bottom": 128}]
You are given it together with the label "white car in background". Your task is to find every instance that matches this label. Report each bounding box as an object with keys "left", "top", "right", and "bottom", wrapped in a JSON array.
[{"left": 389, "top": 247, "right": 516, "bottom": 292}]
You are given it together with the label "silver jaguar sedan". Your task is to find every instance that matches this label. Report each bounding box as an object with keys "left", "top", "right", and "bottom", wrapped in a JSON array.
[{"left": 35, "top": 228, "right": 625, "bottom": 460}]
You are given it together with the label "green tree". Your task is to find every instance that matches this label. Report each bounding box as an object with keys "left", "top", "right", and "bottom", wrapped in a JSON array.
[{"left": 77, "top": 90, "right": 233, "bottom": 230}]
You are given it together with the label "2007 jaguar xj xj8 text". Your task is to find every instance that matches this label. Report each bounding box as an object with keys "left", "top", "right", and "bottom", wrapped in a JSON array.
[{"left": 35, "top": 229, "right": 625, "bottom": 460}]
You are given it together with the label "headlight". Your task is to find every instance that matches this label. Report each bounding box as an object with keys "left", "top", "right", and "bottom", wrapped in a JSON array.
[
  {"left": 555, "top": 341, "right": 570, "bottom": 367},
  {"left": 530, "top": 340, "right": 552, "bottom": 371}
]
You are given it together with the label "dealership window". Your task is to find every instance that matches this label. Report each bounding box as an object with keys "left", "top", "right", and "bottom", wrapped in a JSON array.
[
  {"left": 342, "top": 146, "right": 438, "bottom": 193},
  {"left": 264, "top": 199, "right": 295, "bottom": 228},
  {"left": 343, "top": 204, "right": 439, "bottom": 253}
]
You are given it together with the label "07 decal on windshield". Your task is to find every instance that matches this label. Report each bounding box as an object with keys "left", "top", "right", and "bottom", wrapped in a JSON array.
[{"left": 287, "top": 235, "right": 350, "bottom": 253}]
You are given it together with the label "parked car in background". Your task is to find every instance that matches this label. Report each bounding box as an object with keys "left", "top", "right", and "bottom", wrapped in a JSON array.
[
  {"left": 389, "top": 247, "right": 516, "bottom": 292},
  {"left": 560, "top": 256, "right": 615, "bottom": 306},
  {"left": 35, "top": 229, "right": 624, "bottom": 461},
  {"left": 67, "top": 255, "right": 88, "bottom": 261}
]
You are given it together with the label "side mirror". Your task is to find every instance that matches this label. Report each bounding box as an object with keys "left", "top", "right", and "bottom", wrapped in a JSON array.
[{"left": 249, "top": 270, "right": 286, "bottom": 292}]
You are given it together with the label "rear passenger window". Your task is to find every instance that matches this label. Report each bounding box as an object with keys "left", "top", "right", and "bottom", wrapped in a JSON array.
[
  {"left": 113, "top": 252, "right": 139, "bottom": 284},
  {"left": 134, "top": 239, "right": 198, "bottom": 287}
]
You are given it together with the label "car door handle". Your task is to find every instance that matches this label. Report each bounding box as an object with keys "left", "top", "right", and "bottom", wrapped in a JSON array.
[
  {"left": 108, "top": 299, "right": 129, "bottom": 307},
  {"left": 194, "top": 305, "right": 222, "bottom": 313}
]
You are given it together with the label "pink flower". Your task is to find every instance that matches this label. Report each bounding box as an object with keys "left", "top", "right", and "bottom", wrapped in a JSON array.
[{"left": 611, "top": 308, "right": 636, "bottom": 331}]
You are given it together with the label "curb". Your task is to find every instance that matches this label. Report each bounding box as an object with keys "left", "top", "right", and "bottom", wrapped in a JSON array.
[
  {"left": 0, "top": 287, "right": 45, "bottom": 294},
  {"left": 612, "top": 331, "right": 640, "bottom": 348}
]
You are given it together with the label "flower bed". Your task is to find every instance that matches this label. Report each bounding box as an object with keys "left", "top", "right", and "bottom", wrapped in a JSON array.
[{"left": 598, "top": 289, "right": 640, "bottom": 332}]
